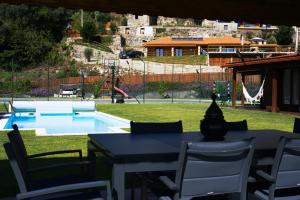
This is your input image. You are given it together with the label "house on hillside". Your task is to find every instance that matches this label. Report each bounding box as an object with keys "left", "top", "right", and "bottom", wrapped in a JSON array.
[
  {"left": 238, "top": 22, "right": 278, "bottom": 32},
  {"left": 144, "top": 36, "right": 288, "bottom": 66},
  {"left": 223, "top": 53, "right": 300, "bottom": 113}
]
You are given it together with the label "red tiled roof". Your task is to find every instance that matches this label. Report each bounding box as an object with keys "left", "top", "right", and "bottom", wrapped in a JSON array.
[{"left": 222, "top": 53, "right": 300, "bottom": 68}]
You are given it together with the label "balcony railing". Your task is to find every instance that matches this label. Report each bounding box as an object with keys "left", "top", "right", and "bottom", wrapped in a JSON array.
[{"left": 207, "top": 46, "right": 295, "bottom": 54}]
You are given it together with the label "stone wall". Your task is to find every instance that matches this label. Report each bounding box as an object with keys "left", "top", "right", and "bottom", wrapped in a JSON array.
[
  {"left": 127, "top": 14, "right": 150, "bottom": 26},
  {"left": 154, "top": 26, "right": 239, "bottom": 38},
  {"left": 119, "top": 26, "right": 155, "bottom": 47},
  {"left": 119, "top": 59, "right": 223, "bottom": 74}
]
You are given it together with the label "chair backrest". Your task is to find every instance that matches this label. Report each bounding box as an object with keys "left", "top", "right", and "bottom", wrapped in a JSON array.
[
  {"left": 293, "top": 118, "right": 300, "bottom": 134},
  {"left": 175, "top": 138, "right": 255, "bottom": 199},
  {"left": 271, "top": 138, "right": 300, "bottom": 190},
  {"left": 227, "top": 120, "right": 248, "bottom": 131},
  {"left": 7, "top": 124, "right": 29, "bottom": 169},
  {"left": 130, "top": 120, "right": 183, "bottom": 134},
  {"left": 3, "top": 142, "right": 29, "bottom": 193}
]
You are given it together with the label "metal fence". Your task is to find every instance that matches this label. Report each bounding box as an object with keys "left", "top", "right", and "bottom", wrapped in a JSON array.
[{"left": 0, "top": 62, "right": 261, "bottom": 104}]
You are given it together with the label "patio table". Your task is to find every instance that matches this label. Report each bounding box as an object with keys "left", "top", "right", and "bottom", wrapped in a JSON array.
[{"left": 88, "top": 130, "right": 300, "bottom": 200}]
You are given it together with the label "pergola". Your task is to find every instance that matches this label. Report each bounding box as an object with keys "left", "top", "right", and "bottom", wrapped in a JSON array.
[
  {"left": 223, "top": 54, "right": 300, "bottom": 113},
  {"left": 1, "top": 0, "right": 300, "bottom": 26}
]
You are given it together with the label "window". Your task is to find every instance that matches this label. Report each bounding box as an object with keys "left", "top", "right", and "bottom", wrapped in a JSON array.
[
  {"left": 125, "top": 28, "right": 130, "bottom": 34},
  {"left": 224, "top": 25, "right": 228, "bottom": 30},
  {"left": 175, "top": 48, "right": 183, "bottom": 56},
  {"left": 140, "top": 28, "right": 145, "bottom": 35},
  {"left": 135, "top": 15, "right": 139, "bottom": 19},
  {"left": 156, "top": 48, "right": 164, "bottom": 57}
]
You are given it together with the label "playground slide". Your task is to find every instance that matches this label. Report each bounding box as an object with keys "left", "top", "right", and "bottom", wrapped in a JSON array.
[{"left": 114, "top": 87, "right": 129, "bottom": 98}]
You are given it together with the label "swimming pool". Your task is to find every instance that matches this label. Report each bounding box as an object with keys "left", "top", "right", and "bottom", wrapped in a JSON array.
[{"left": 2, "top": 112, "right": 130, "bottom": 135}]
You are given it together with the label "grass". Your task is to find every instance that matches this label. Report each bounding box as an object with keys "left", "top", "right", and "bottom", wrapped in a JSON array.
[
  {"left": 142, "top": 55, "right": 207, "bottom": 65},
  {"left": 0, "top": 103, "right": 297, "bottom": 197},
  {"left": 98, "top": 104, "right": 296, "bottom": 131},
  {"left": 0, "top": 103, "right": 6, "bottom": 112}
]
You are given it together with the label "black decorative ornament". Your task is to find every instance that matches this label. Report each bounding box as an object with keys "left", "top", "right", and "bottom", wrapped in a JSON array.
[{"left": 200, "top": 93, "right": 227, "bottom": 140}]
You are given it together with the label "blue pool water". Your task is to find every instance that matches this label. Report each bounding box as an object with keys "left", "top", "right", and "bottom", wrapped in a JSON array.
[{"left": 4, "top": 112, "right": 129, "bottom": 135}]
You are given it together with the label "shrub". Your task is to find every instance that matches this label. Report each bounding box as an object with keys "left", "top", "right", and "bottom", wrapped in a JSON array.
[
  {"left": 92, "top": 80, "right": 104, "bottom": 98},
  {"left": 30, "top": 87, "right": 57, "bottom": 97},
  {"left": 121, "top": 17, "right": 127, "bottom": 26},
  {"left": 84, "top": 48, "right": 93, "bottom": 62},
  {"left": 55, "top": 70, "right": 67, "bottom": 79},
  {"left": 110, "top": 22, "right": 117, "bottom": 34},
  {"left": 80, "top": 21, "right": 97, "bottom": 42},
  {"left": 276, "top": 26, "right": 294, "bottom": 45},
  {"left": 101, "top": 35, "right": 112, "bottom": 44},
  {"left": 156, "top": 28, "right": 166, "bottom": 34}
]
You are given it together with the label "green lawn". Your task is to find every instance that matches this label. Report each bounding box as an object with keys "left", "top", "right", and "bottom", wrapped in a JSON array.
[
  {"left": 98, "top": 104, "right": 295, "bottom": 131},
  {"left": 0, "top": 104, "right": 297, "bottom": 197},
  {"left": 0, "top": 103, "right": 6, "bottom": 112},
  {"left": 142, "top": 55, "right": 207, "bottom": 65}
]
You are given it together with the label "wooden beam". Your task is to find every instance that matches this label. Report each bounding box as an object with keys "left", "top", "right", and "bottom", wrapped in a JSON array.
[
  {"left": 271, "top": 70, "right": 278, "bottom": 113},
  {"left": 232, "top": 69, "right": 237, "bottom": 108},
  {"left": 241, "top": 74, "right": 245, "bottom": 107}
]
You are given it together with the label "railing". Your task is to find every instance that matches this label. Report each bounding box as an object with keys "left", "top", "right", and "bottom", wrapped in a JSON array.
[
  {"left": 31, "top": 73, "right": 262, "bottom": 88},
  {"left": 207, "top": 46, "right": 295, "bottom": 53}
]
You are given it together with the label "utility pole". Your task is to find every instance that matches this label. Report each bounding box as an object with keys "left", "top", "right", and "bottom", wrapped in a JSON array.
[
  {"left": 171, "top": 63, "right": 174, "bottom": 103},
  {"left": 47, "top": 64, "right": 50, "bottom": 101},
  {"left": 138, "top": 57, "right": 146, "bottom": 104},
  {"left": 11, "top": 59, "right": 14, "bottom": 103},
  {"left": 295, "top": 26, "right": 299, "bottom": 52},
  {"left": 111, "top": 63, "right": 115, "bottom": 104},
  {"left": 81, "top": 9, "right": 84, "bottom": 28}
]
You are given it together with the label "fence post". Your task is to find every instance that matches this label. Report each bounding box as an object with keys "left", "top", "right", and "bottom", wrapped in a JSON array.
[
  {"left": 11, "top": 59, "right": 14, "bottom": 103},
  {"left": 171, "top": 63, "right": 174, "bottom": 103},
  {"left": 47, "top": 64, "right": 50, "bottom": 101}
]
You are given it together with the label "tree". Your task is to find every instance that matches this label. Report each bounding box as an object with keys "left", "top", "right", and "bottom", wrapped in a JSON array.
[
  {"left": 276, "top": 26, "right": 294, "bottom": 45},
  {"left": 121, "top": 17, "right": 128, "bottom": 26},
  {"left": 0, "top": 4, "right": 72, "bottom": 69},
  {"left": 259, "top": 30, "right": 277, "bottom": 44},
  {"left": 71, "top": 11, "right": 94, "bottom": 32},
  {"left": 80, "top": 21, "right": 97, "bottom": 41},
  {"left": 84, "top": 48, "right": 93, "bottom": 62},
  {"left": 96, "top": 12, "right": 111, "bottom": 33},
  {"left": 110, "top": 21, "right": 117, "bottom": 34}
]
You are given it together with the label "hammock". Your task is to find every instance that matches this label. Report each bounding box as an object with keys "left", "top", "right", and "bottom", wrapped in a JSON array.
[{"left": 242, "top": 78, "right": 265, "bottom": 105}]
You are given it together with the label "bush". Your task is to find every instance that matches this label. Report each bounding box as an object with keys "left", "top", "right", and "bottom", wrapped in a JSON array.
[
  {"left": 110, "top": 22, "right": 117, "bottom": 34},
  {"left": 55, "top": 70, "right": 67, "bottom": 79},
  {"left": 80, "top": 21, "right": 97, "bottom": 42},
  {"left": 101, "top": 35, "right": 112, "bottom": 44},
  {"left": 92, "top": 80, "right": 104, "bottom": 98},
  {"left": 276, "top": 26, "right": 294, "bottom": 45},
  {"left": 156, "top": 28, "right": 166, "bottom": 34},
  {"left": 30, "top": 87, "right": 57, "bottom": 97},
  {"left": 84, "top": 48, "right": 93, "bottom": 62},
  {"left": 121, "top": 17, "right": 128, "bottom": 26},
  {"left": 0, "top": 5, "right": 71, "bottom": 69},
  {"left": 0, "top": 79, "right": 31, "bottom": 94}
]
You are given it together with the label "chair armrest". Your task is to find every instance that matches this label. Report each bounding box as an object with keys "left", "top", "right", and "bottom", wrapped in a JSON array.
[
  {"left": 159, "top": 196, "right": 172, "bottom": 200},
  {"left": 28, "top": 149, "right": 82, "bottom": 160},
  {"left": 159, "top": 176, "right": 179, "bottom": 192},
  {"left": 27, "top": 161, "right": 92, "bottom": 174},
  {"left": 248, "top": 176, "right": 257, "bottom": 183},
  {"left": 16, "top": 180, "right": 112, "bottom": 200},
  {"left": 256, "top": 170, "right": 275, "bottom": 183}
]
